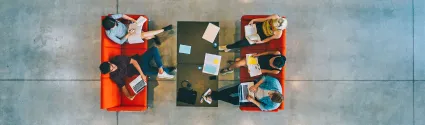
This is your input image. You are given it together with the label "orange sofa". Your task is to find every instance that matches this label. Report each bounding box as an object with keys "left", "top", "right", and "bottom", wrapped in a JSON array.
[
  {"left": 100, "top": 14, "right": 149, "bottom": 111},
  {"left": 239, "top": 15, "right": 286, "bottom": 112}
]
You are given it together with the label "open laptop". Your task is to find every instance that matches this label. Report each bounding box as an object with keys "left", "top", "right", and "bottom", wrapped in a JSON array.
[
  {"left": 239, "top": 82, "right": 254, "bottom": 103},
  {"left": 129, "top": 75, "right": 147, "bottom": 94}
]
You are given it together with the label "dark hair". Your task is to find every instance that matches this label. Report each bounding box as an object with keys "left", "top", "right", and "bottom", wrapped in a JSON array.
[
  {"left": 102, "top": 16, "right": 116, "bottom": 30},
  {"left": 273, "top": 56, "right": 286, "bottom": 68},
  {"left": 271, "top": 92, "right": 284, "bottom": 103},
  {"left": 99, "top": 62, "right": 111, "bottom": 74}
]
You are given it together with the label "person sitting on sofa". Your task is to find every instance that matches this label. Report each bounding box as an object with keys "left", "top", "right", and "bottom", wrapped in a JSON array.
[
  {"left": 220, "top": 50, "right": 285, "bottom": 75},
  {"left": 201, "top": 75, "right": 283, "bottom": 111},
  {"left": 99, "top": 47, "right": 175, "bottom": 100},
  {"left": 219, "top": 14, "right": 287, "bottom": 52},
  {"left": 102, "top": 14, "right": 173, "bottom": 45}
]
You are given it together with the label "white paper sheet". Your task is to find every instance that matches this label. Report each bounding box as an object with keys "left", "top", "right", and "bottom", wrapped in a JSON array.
[
  {"left": 202, "top": 23, "right": 220, "bottom": 43},
  {"left": 128, "top": 16, "right": 147, "bottom": 44},
  {"left": 202, "top": 53, "right": 221, "bottom": 75},
  {"left": 179, "top": 44, "right": 191, "bottom": 54},
  {"left": 246, "top": 54, "right": 262, "bottom": 77}
]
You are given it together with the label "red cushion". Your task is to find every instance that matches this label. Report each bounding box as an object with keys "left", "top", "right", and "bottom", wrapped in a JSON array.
[
  {"left": 100, "top": 78, "right": 121, "bottom": 109},
  {"left": 122, "top": 49, "right": 147, "bottom": 57}
]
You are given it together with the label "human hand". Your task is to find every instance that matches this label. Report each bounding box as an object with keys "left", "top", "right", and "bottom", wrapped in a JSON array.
[
  {"left": 128, "top": 29, "right": 135, "bottom": 35},
  {"left": 251, "top": 53, "right": 259, "bottom": 58},
  {"left": 247, "top": 95, "right": 254, "bottom": 102},
  {"left": 254, "top": 40, "right": 264, "bottom": 44},
  {"left": 129, "top": 95, "right": 135, "bottom": 100},
  {"left": 141, "top": 75, "right": 147, "bottom": 83},
  {"left": 249, "top": 85, "right": 257, "bottom": 93}
]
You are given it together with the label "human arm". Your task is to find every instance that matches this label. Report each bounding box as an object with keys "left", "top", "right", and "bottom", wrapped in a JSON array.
[
  {"left": 106, "top": 31, "right": 129, "bottom": 44},
  {"left": 121, "top": 86, "right": 135, "bottom": 100},
  {"left": 130, "top": 58, "right": 147, "bottom": 82},
  {"left": 249, "top": 76, "right": 266, "bottom": 92},
  {"left": 248, "top": 14, "right": 280, "bottom": 24},
  {"left": 261, "top": 69, "right": 280, "bottom": 74},
  {"left": 252, "top": 50, "right": 281, "bottom": 57},
  {"left": 256, "top": 30, "right": 282, "bottom": 44},
  {"left": 122, "top": 14, "right": 137, "bottom": 23},
  {"left": 247, "top": 95, "right": 270, "bottom": 111}
]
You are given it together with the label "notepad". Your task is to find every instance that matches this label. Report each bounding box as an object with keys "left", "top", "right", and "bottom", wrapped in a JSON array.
[
  {"left": 246, "top": 54, "right": 261, "bottom": 77},
  {"left": 202, "top": 53, "right": 221, "bottom": 75},
  {"left": 202, "top": 23, "right": 220, "bottom": 43},
  {"left": 179, "top": 44, "right": 191, "bottom": 54}
]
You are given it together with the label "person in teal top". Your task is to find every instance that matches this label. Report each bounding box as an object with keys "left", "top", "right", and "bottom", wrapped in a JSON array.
[
  {"left": 201, "top": 75, "right": 283, "bottom": 111},
  {"left": 102, "top": 14, "right": 173, "bottom": 45}
]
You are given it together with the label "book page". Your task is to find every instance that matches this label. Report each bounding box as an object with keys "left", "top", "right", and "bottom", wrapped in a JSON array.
[{"left": 202, "top": 23, "right": 220, "bottom": 43}]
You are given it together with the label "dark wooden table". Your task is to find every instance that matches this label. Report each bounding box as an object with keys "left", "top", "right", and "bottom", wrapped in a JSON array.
[{"left": 176, "top": 21, "right": 219, "bottom": 107}]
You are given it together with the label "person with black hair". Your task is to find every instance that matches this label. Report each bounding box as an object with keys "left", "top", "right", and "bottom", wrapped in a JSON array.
[
  {"left": 220, "top": 50, "right": 285, "bottom": 75},
  {"left": 99, "top": 47, "right": 175, "bottom": 100},
  {"left": 102, "top": 14, "right": 173, "bottom": 45}
]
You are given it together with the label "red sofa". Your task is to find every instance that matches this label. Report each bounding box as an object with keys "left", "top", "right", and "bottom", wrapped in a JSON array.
[
  {"left": 239, "top": 15, "right": 286, "bottom": 112},
  {"left": 100, "top": 14, "right": 149, "bottom": 111}
]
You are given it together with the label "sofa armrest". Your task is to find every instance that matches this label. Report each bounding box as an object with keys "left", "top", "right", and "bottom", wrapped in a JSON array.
[
  {"left": 101, "top": 78, "right": 121, "bottom": 109},
  {"left": 239, "top": 106, "right": 279, "bottom": 112},
  {"left": 107, "top": 106, "right": 148, "bottom": 111}
]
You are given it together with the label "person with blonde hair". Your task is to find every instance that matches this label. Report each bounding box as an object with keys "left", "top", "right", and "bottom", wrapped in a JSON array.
[{"left": 219, "top": 14, "right": 288, "bottom": 52}]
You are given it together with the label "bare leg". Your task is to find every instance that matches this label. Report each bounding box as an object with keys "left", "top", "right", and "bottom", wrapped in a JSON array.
[
  {"left": 228, "top": 58, "right": 247, "bottom": 70},
  {"left": 143, "top": 36, "right": 154, "bottom": 40},
  {"left": 141, "top": 29, "right": 164, "bottom": 39}
]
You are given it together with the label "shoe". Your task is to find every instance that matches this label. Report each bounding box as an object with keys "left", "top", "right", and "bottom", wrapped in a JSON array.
[
  {"left": 162, "top": 24, "right": 173, "bottom": 31},
  {"left": 158, "top": 72, "right": 174, "bottom": 79},
  {"left": 219, "top": 46, "right": 231, "bottom": 52},
  {"left": 153, "top": 35, "right": 161, "bottom": 45},
  {"left": 220, "top": 68, "right": 234, "bottom": 75}
]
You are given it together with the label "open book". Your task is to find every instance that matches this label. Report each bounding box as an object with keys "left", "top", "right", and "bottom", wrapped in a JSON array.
[
  {"left": 244, "top": 24, "right": 261, "bottom": 45},
  {"left": 128, "top": 16, "right": 148, "bottom": 44},
  {"left": 246, "top": 54, "right": 262, "bottom": 77}
]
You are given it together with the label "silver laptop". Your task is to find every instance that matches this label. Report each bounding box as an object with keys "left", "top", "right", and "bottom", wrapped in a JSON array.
[
  {"left": 129, "top": 75, "right": 147, "bottom": 94},
  {"left": 239, "top": 82, "right": 254, "bottom": 103}
]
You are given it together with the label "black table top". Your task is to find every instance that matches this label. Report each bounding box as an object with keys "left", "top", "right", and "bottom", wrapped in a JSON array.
[
  {"left": 176, "top": 64, "right": 218, "bottom": 107},
  {"left": 177, "top": 21, "right": 219, "bottom": 64},
  {"left": 176, "top": 21, "right": 219, "bottom": 107}
]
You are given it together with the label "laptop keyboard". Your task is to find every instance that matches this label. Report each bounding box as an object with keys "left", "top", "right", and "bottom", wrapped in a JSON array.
[{"left": 133, "top": 81, "right": 145, "bottom": 93}]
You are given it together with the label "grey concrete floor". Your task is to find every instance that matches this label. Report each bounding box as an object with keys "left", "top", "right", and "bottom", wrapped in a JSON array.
[{"left": 0, "top": 0, "right": 424, "bottom": 125}]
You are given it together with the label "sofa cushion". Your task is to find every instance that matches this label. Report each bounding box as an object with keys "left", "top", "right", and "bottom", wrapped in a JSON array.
[
  {"left": 122, "top": 49, "right": 147, "bottom": 57},
  {"left": 101, "top": 78, "right": 121, "bottom": 109}
]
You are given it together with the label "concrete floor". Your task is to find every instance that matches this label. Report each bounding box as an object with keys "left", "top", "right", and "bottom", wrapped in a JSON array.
[{"left": 0, "top": 0, "right": 424, "bottom": 124}]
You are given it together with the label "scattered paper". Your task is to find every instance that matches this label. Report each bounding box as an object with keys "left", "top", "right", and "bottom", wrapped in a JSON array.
[
  {"left": 179, "top": 44, "right": 192, "bottom": 54},
  {"left": 202, "top": 23, "right": 220, "bottom": 43},
  {"left": 202, "top": 53, "right": 221, "bottom": 75},
  {"left": 246, "top": 54, "right": 262, "bottom": 77}
]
